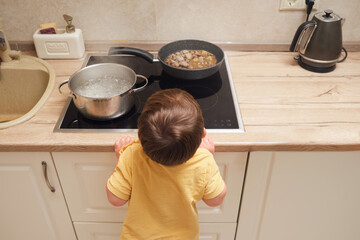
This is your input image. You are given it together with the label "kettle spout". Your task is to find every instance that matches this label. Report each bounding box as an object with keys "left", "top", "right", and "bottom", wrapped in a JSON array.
[{"left": 341, "top": 17, "right": 346, "bottom": 26}]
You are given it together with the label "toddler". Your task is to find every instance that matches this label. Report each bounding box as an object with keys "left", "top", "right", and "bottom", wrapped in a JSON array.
[{"left": 106, "top": 88, "right": 227, "bottom": 239}]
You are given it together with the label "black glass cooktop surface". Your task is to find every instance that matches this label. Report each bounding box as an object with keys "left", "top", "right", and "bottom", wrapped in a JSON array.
[{"left": 54, "top": 53, "right": 244, "bottom": 133}]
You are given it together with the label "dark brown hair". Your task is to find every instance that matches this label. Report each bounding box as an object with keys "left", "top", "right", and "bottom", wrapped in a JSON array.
[{"left": 138, "top": 88, "right": 204, "bottom": 166}]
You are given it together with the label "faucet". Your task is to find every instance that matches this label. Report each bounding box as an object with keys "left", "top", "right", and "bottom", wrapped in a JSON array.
[{"left": 0, "top": 19, "right": 21, "bottom": 62}]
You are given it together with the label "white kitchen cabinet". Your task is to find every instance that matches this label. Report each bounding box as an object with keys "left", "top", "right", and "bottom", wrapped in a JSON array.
[
  {"left": 74, "top": 222, "right": 236, "bottom": 240},
  {"left": 53, "top": 152, "right": 125, "bottom": 222},
  {"left": 74, "top": 222, "right": 123, "bottom": 240},
  {"left": 0, "top": 152, "right": 76, "bottom": 240},
  {"left": 198, "top": 223, "right": 237, "bottom": 240},
  {"left": 53, "top": 151, "right": 247, "bottom": 239},
  {"left": 236, "top": 152, "right": 360, "bottom": 240},
  {"left": 198, "top": 152, "right": 247, "bottom": 223}
]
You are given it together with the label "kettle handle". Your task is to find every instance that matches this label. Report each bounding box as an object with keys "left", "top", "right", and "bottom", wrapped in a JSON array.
[{"left": 290, "top": 20, "right": 317, "bottom": 52}]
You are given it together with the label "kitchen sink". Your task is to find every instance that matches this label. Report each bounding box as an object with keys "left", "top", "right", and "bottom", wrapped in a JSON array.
[{"left": 0, "top": 55, "right": 55, "bottom": 129}]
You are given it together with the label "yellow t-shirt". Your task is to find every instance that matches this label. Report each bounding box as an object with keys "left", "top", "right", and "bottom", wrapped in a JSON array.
[{"left": 107, "top": 140, "right": 225, "bottom": 240}]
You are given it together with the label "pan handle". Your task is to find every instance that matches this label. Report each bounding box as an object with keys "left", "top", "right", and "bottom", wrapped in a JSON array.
[{"left": 108, "top": 47, "right": 155, "bottom": 63}]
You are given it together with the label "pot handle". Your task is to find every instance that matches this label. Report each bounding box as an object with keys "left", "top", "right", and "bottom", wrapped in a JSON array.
[
  {"left": 108, "top": 47, "right": 155, "bottom": 63},
  {"left": 130, "top": 75, "right": 148, "bottom": 93},
  {"left": 58, "top": 79, "right": 69, "bottom": 95},
  {"left": 58, "top": 79, "right": 76, "bottom": 99}
]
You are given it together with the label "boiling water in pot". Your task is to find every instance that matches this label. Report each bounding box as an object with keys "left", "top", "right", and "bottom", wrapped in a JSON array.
[{"left": 76, "top": 75, "right": 132, "bottom": 98}]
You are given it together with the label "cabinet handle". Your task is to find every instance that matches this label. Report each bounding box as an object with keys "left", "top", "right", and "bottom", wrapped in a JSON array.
[{"left": 41, "top": 161, "right": 55, "bottom": 192}]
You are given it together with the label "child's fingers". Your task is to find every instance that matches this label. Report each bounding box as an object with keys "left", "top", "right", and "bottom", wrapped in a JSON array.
[
  {"left": 126, "top": 136, "right": 135, "bottom": 142},
  {"left": 202, "top": 136, "right": 212, "bottom": 145},
  {"left": 122, "top": 136, "right": 135, "bottom": 145},
  {"left": 205, "top": 136, "right": 214, "bottom": 145},
  {"left": 115, "top": 136, "right": 135, "bottom": 149},
  {"left": 114, "top": 136, "right": 135, "bottom": 159},
  {"left": 200, "top": 136, "right": 215, "bottom": 154}
]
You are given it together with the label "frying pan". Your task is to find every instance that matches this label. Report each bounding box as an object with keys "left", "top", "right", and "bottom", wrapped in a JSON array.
[{"left": 108, "top": 39, "right": 224, "bottom": 80}]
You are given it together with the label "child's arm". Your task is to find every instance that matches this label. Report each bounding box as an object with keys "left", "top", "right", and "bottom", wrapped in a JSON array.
[
  {"left": 202, "top": 181, "right": 227, "bottom": 207},
  {"left": 201, "top": 132, "right": 227, "bottom": 207},
  {"left": 106, "top": 135, "right": 134, "bottom": 207},
  {"left": 106, "top": 186, "right": 128, "bottom": 206}
]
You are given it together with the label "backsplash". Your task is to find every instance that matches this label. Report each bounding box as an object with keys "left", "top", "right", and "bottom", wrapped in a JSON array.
[{"left": 1, "top": 0, "right": 359, "bottom": 44}]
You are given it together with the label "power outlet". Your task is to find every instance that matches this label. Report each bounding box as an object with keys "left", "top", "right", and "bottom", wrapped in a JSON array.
[{"left": 279, "top": 0, "right": 319, "bottom": 11}]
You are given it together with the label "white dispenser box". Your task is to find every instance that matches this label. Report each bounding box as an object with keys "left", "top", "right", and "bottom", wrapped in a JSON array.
[{"left": 33, "top": 28, "right": 85, "bottom": 59}]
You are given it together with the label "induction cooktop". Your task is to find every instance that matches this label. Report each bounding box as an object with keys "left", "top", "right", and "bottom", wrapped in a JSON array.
[{"left": 54, "top": 52, "right": 244, "bottom": 133}]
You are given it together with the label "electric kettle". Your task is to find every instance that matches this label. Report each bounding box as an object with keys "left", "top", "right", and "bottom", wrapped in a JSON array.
[{"left": 290, "top": 9, "right": 346, "bottom": 72}]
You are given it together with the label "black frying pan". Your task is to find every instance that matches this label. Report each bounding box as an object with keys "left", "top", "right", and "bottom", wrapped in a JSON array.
[{"left": 108, "top": 39, "right": 224, "bottom": 80}]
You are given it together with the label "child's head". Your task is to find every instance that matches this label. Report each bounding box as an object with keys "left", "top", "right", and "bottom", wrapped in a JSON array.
[{"left": 138, "top": 88, "right": 204, "bottom": 166}]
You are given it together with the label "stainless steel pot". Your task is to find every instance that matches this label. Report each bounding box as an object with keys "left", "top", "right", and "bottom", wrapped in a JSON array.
[{"left": 59, "top": 63, "right": 148, "bottom": 120}]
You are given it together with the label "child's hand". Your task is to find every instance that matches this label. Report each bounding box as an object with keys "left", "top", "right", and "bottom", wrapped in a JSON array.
[
  {"left": 115, "top": 136, "right": 135, "bottom": 159},
  {"left": 199, "top": 136, "right": 215, "bottom": 155}
]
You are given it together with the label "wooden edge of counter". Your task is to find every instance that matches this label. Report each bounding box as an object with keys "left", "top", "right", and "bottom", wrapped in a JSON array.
[{"left": 1, "top": 143, "right": 360, "bottom": 152}]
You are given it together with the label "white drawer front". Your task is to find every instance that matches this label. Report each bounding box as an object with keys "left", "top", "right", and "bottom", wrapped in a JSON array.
[
  {"left": 74, "top": 222, "right": 236, "bottom": 240},
  {"left": 53, "top": 152, "right": 246, "bottom": 223}
]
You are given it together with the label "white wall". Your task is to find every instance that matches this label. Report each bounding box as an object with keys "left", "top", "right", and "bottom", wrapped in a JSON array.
[{"left": 1, "top": 0, "right": 359, "bottom": 44}]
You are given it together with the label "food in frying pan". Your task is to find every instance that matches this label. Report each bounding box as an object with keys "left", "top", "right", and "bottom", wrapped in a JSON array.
[{"left": 165, "top": 50, "right": 217, "bottom": 69}]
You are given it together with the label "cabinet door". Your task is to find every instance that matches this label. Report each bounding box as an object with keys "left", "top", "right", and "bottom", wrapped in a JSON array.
[
  {"left": 53, "top": 152, "right": 247, "bottom": 223},
  {"left": 74, "top": 222, "right": 236, "bottom": 240},
  {"left": 198, "top": 152, "right": 247, "bottom": 222},
  {"left": 53, "top": 152, "right": 128, "bottom": 222},
  {"left": 0, "top": 152, "right": 76, "bottom": 240},
  {"left": 74, "top": 222, "right": 122, "bottom": 240},
  {"left": 199, "top": 223, "right": 237, "bottom": 240},
  {"left": 237, "top": 152, "right": 360, "bottom": 240}
]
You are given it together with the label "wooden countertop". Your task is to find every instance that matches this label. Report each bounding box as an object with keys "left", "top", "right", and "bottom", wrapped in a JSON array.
[{"left": 1, "top": 51, "right": 360, "bottom": 152}]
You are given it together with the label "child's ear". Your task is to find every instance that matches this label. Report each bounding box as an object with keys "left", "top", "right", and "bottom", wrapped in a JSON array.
[{"left": 202, "top": 128, "right": 207, "bottom": 138}]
